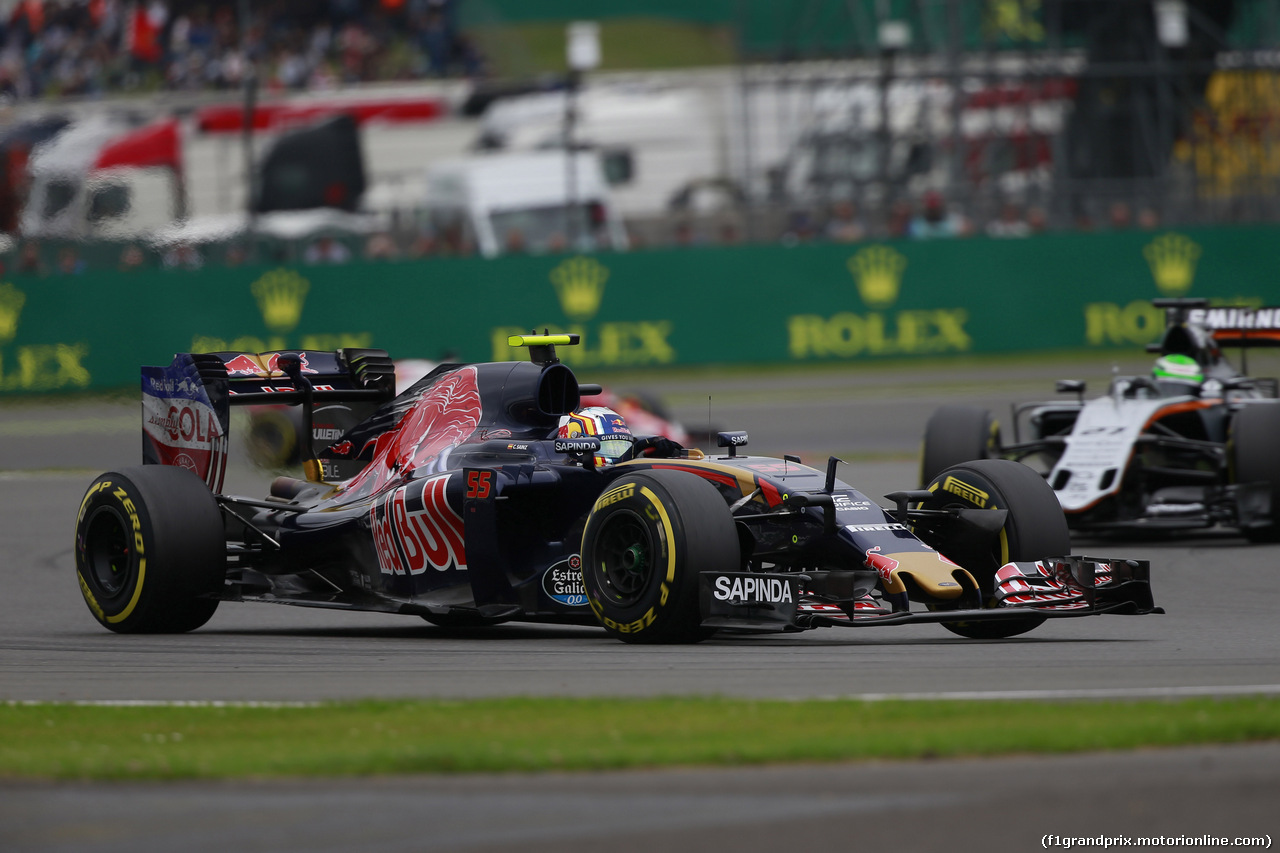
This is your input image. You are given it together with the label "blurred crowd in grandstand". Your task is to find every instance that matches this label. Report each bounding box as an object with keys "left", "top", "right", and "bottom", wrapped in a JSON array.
[
  {"left": 0, "top": 1, "right": 1242, "bottom": 274},
  {"left": 0, "top": 0, "right": 479, "bottom": 101},
  {"left": 1, "top": 190, "right": 1171, "bottom": 277}
]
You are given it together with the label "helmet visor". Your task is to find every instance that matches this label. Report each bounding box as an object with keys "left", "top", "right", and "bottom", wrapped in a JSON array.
[{"left": 599, "top": 436, "right": 635, "bottom": 462}]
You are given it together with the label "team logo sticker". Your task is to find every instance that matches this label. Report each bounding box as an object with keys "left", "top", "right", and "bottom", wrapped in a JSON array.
[{"left": 543, "top": 554, "right": 587, "bottom": 606}]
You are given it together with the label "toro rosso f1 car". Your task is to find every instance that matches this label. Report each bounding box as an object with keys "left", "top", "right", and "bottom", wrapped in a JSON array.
[
  {"left": 922, "top": 299, "right": 1280, "bottom": 539},
  {"left": 241, "top": 357, "right": 694, "bottom": 471},
  {"left": 75, "top": 335, "right": 1158, "bottom": 643}
]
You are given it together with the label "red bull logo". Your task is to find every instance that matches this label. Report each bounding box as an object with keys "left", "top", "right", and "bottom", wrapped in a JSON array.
[
  {"left": 336, "top": 366, "right": 482, "bottom": 501},
  {"left": 864, "top": 546, "right": 900, "bottom": 582},
  {"left": 222, "top": 352, "right": 319, "bottom": 378}
]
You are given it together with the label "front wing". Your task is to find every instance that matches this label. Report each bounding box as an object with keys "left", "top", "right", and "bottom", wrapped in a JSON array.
[{"left": 697, "top": 557, "right": 1159, "bottom": 632}]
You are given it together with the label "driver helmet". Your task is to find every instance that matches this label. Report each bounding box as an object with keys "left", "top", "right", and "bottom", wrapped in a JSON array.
[
  {"left": 1153, "top": 353, "right": 1203, "bottom": 385},
  {"left": 558, "top": 406, "right": 635, "bottom": 466}
]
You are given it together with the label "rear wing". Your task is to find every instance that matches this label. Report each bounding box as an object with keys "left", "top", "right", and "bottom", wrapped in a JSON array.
[
  {"left": 1188, "top": 305, "right": 1280, "bottom": 347},
  {"left": 142, "top": 348, "right": 395, "bottom": 491},
  {"left": 1150, "top": 299, "right": 1280, "bottom": 351}
]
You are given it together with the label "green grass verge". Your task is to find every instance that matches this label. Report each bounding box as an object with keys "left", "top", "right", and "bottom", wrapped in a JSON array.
[
  {"left": 470, "top": 19, "right": 737, "bottom": 77},
  {"left": 4, "top": 697, "right": 1279, "bottom": 781}
]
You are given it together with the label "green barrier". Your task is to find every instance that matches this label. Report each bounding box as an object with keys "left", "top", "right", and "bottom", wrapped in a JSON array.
[
  {"left": 3, "top": 226, "right": 1279, "bottom": 394},
  {"left": 458, "top": 0, "right": 1266, "bottom": 53}
]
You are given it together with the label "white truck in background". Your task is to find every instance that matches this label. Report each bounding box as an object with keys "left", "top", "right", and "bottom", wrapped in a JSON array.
[
  {"left": 417, "top": 150, "right": 629, "bottom": 257},
  {"left": 14, "top": 91, "right": 473, "bottom": 242},
  {"left": 18, "top": 113, "right": 182, "bottom": 240},
  {"left": 474, "top": 85, "right": 728, "bottom": 218},
  {"left": 11, "top": 79, "right": 731, "bottom": 244}
]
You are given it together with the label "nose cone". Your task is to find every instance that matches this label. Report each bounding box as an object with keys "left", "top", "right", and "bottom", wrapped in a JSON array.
[{"left": 869, "top": 550, "right": 975, "bottom": 600}]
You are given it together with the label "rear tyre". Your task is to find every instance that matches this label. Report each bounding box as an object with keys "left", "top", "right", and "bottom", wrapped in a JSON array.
[
  {"left": 245, "top": 407, "right": 302, "bottom": 468},
  {"left": 920, "top": 404, "right": 1000, "bottom": 487},
  {"left": 921, "top": 459, "right": 1069, "bottom": 639},
  {"left": 75, "top": 466, "right": 226, "bottom": 633},
  {"left": 1231, "top": 404, "right": 1280, "bottom": 542},
  {"left": 580, "top": 470, "right": 738, "bottom": 644}
]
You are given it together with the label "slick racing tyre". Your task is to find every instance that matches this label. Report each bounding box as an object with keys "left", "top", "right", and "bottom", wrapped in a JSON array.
[
  {"left": 920, "top": 404, "right": 1001, "bottom": 487},
  {"left": 75, "top": 466, "right": 226, "bottom": 633},
  {"left": 246, "top": 402, "right": 364, "bottom": 470},
  {"left": 921, "top": 459, "right": 1069, "bottom": 639},
  {"left": 1230, "top": 404, "right": 1280, "bottom": 542},
  {"left": 245, "top": 406, "right": 302, "bottom": 469},
  {"left": 580, "top": 470, "right": 738, "bottom": 644}
]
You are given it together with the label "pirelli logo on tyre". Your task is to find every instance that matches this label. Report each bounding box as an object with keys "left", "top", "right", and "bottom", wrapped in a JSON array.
[
  {"left": 582, "top": 480, "right": 683, "bottom": 639},
  {"left": 943, "top": 476, "right": 989, "bottom": 508},
  {"left": 593, "top": 483, "right": 635, "bottom": 512},
  {"left": 76, "top": 478, "right": 149, "bottom": 626},
  {"left": 592, "top": 603, "right": 659, "bottom": 635}
]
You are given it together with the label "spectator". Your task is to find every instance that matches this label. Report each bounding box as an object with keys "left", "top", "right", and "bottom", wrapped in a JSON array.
[
  {"left": 502, "top": 228, "right": 526, "bottom": 255},
  {"left": 417, "top": 6, "right": 451, "bottom": 76},
  {"left": 1108, "top": 201, "right": 1133, "bottom": 230},
  {"left": 885, "top": 199, "right": 913, "bottom": 239},
  {"left": 303, "top": 234, "right": 351, "bottom": 264},
  {"left": 0, "top": 66, "right": 19, "bottom": 102},
  {"left": 224, "top": 243, "right": 249, "bottom": 266},
  {"left": 718, "top": 220, "right": 743, "bottom": 245},
  {"left": 1137, "top": 207, "right": 1160, "bottom": 230},
  {"left": 1027, "top": 206, "right": 1048, "bottom": 234},
  {"left": 407, "top": 228, "right": 438, "bottom": 257},
  {"left": 0, "top": 0, "right": 486, "bottom": 102},
  {"left": 337, "top": 20, "right": 375, "bottom": 83},
  {"left": 16, "top": 241, "right": 46, "bottom": 276},
  {"left": 57, "top": 247, "right": 86, "bottom": 275},
  {"left": 780, "top": 210, "right": 817, "bottom": 246},
  {"left": 824, "top": 200, "right": 866, "bottom": 243},
  {"left": 118, "top": 243, "right": 147, "bottom": 270},
  {"left": 671, "top": 219, "right": 698, "bottom": 247},
  {"left": 986, "top": 202, "right": 1031, "bottom": 238},
  {"left": 162, "top": 242, "right": 204, "bottom": 270},
  {"left": 545, "top": 232, "right": 568, "bottom": 254},
  {"left": 364, "top": 231, "right": 400, "bottom": 259},
  {"left": 908, "top": 191, "right": 967, "bottom": 239}
]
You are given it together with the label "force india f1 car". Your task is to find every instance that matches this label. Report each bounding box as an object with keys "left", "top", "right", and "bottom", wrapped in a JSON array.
[
  {"left": 75, "top": 335, "right": 1158, "bottom": 643},
  {"left": 922, "top": 299, "right": 1280, "bottom": 539}
]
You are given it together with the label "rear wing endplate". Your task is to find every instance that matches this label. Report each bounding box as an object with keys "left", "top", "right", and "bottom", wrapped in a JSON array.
[{"left": 142, "top": 348, "right": 395, "bottom": 490}]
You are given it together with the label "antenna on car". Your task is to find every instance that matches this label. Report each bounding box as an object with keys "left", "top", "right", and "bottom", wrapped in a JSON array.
[
  {"left": 823, "top": 456, "right": 843, "bottom": 493},
  {"left": 707, "top": 395, "right": 712, "bottom": 454},
  {"left": 508, "top": 330, "right": 581, "bottom": 366}
]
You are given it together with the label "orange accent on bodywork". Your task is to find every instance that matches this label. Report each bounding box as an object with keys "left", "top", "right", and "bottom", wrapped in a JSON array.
[
  {"left": 878, "top": 552, "right": 975, "bottom": 600},
  {"left": 1064, "top": 398, "right": 1218, "bottom": 515}
]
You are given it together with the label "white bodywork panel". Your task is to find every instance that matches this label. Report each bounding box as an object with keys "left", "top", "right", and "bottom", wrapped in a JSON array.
[{"left": 1049, "top": 392, "right": 1201, "bottom": 512}]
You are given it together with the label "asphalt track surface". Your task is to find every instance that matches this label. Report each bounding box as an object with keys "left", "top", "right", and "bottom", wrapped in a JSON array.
[{"left": 3, "top": 354, "right": 1278, "bottom": 851}]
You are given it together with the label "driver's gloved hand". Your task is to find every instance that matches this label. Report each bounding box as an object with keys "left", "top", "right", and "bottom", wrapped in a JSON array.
[{"left": 624, "top": 436, "right": 683, "bottom": 460}]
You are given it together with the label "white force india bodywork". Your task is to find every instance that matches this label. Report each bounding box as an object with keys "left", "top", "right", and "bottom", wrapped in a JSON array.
[
  {"left": 1050, "top": 388, "right": 1209, "bottom": 513},
  {"left": 923, "top": 300, "right": 1280, "bottom": 537}
]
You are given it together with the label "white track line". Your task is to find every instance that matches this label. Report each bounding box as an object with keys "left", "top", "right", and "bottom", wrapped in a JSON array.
[
  {"left": 5, "top": 700, "right": 321, "bottom": 707},
  {"left": 818, "top": 684, "right": 1280, "bottom": 702},
  {"left": 7, "top": 685, "right": 1280, "bottom": 707}
]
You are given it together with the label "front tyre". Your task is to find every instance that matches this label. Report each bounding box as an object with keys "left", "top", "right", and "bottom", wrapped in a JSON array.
[
  {"left": 921, "top": 459, "right": 1069, "bottom": 639},
  {"left": 581, "top": 470, "right": 739, "bottom": 644},
  {"left": 75, "top": 466, "right": 226, "bottom": 633},
  {"left": 920, "top": 404, "right": 1000, "bottom": 487},
  {"left": 1230, "top": 404, "right": 1280, "bottom": 542}
]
